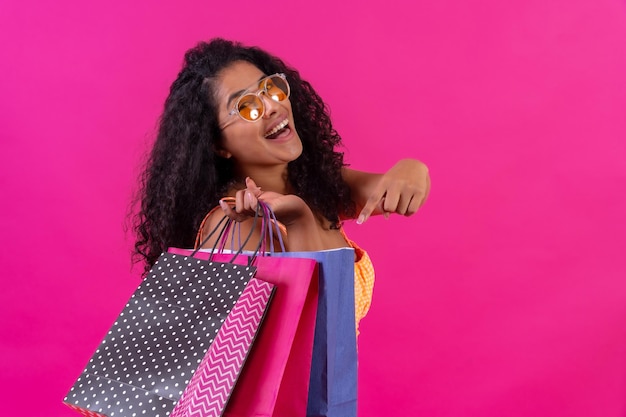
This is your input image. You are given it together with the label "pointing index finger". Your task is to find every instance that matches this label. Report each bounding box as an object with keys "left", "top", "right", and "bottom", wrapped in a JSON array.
[{"left": 357, "top": 188, "right": 386, "bottom": 224}]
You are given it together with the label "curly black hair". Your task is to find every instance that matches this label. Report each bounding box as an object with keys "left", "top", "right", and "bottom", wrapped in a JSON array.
[{"left": 132, "top": 38, "right": 354, "bottom": 274}]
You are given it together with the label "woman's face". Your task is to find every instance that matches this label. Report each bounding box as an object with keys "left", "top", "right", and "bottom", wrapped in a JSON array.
[{"left": 214, "top": 61, "right": 303, "bottom": 174}]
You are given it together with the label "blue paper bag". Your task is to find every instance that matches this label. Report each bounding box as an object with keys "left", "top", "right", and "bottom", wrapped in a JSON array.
[{"left": 276, "top": 248, "right": 358, "bottom": 417}]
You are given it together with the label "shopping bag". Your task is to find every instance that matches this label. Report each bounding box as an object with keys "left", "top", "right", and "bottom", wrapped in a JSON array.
[
  {"left": 65, "top": 214, "right": 272, "bottom": 417},
  {"left": 170, "top": 276, "right": 275, "bottom": 417},
  {"left": 276, "top": 248, "right": 358, "bottom": 417}
]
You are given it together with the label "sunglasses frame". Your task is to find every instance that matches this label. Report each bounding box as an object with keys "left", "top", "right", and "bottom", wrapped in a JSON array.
[{"left": 220, "top": 73, "right": 290, "bottom": 128}]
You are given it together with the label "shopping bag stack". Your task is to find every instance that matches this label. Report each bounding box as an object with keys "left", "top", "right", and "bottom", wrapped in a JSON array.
[{"left": 65, "top": 201, "right": 359, "bottom": 417}]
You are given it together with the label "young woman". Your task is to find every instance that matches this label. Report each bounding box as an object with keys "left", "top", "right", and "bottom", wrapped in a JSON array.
[{"left": 133, "top": 38, "right": 430, "bottom": 330}]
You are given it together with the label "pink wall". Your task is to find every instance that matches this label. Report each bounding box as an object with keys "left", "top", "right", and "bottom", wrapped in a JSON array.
[{"left": 1, "top": 1, "right": 626, "bottom": 416}]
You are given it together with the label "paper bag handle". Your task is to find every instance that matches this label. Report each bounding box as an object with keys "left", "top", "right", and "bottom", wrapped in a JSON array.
[{"left": 190, "top": 204, "right": 263, "bottom": 266}]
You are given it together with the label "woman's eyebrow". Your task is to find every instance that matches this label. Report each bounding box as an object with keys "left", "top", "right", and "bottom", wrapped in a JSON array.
[{"left": 226, "top": 75, "right": 268, "bottom": 108}]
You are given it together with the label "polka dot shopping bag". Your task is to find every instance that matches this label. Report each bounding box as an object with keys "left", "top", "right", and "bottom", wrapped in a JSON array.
[{"left": 64, "top": 214, "right": 275, "bottom": 417}]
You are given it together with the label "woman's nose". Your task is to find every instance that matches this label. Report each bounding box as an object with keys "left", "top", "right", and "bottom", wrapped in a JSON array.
[{"left": 260, "top": 93, "right": 281, "bottom": 118}]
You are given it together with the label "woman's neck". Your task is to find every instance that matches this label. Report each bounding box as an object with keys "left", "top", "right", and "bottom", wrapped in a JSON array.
[{"left": 231, "top": 165, "right": 293, "bottom": 195}]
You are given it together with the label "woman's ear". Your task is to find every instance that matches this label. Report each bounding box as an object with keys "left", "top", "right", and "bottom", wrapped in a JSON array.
[{"left": 215, "top": 148, "right": 232, "bottom": 159}]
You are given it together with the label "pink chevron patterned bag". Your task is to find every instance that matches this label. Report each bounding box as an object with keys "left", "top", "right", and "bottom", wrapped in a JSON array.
[
  {"left": 209, "top": 253, "right": 318, "bottom": 417},
  {"left": 169, "top": 276, "right": 275, "bottom": 417}
]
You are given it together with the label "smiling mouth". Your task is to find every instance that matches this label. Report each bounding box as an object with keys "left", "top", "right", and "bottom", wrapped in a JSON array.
[{"left": 264, "top": 118, "right": 289, "bottom": 139}]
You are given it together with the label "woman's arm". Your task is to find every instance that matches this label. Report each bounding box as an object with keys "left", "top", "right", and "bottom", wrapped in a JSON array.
[{"left": 342, "top": 158, "right": 431, "bottom": 224}]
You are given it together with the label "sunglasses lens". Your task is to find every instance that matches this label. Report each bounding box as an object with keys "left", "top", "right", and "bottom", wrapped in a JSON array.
[
  {"left": 264, "top": 75, "right": 289, "bottom": 102},
  {"left": 237, "top": 94, "right": 264, "bottom": 121}
]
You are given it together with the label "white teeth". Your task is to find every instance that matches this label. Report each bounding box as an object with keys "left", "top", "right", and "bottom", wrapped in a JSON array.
[{"left": 264, "top": 119, "right": 289, "bottom": 137}]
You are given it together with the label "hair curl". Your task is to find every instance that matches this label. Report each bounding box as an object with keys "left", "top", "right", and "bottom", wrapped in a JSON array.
[{"left": 132, "top": 38, "right": 354, "bottom": 274}]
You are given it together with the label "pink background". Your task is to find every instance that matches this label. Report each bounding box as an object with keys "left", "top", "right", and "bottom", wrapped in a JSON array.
[{"left": 1, "top": 1, "right": 626, "bottom": 416}]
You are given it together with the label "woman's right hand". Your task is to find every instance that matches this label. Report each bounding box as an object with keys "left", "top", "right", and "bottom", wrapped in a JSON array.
[
  {"left": 217, "top": 177, "right": 324, "bottom": 251},
  {"left": 219, "top": 177, "right": 310, "bottom": 226}
]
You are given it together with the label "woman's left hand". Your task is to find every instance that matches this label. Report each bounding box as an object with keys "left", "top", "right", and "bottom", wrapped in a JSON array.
[{"left": 355, "top": 158, "right": 431, "bottom": 224}]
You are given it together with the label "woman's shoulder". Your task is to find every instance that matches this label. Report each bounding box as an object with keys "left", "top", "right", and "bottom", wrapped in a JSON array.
[{"left": 194, "top": 205, "right": 225, "bottom": 249}]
